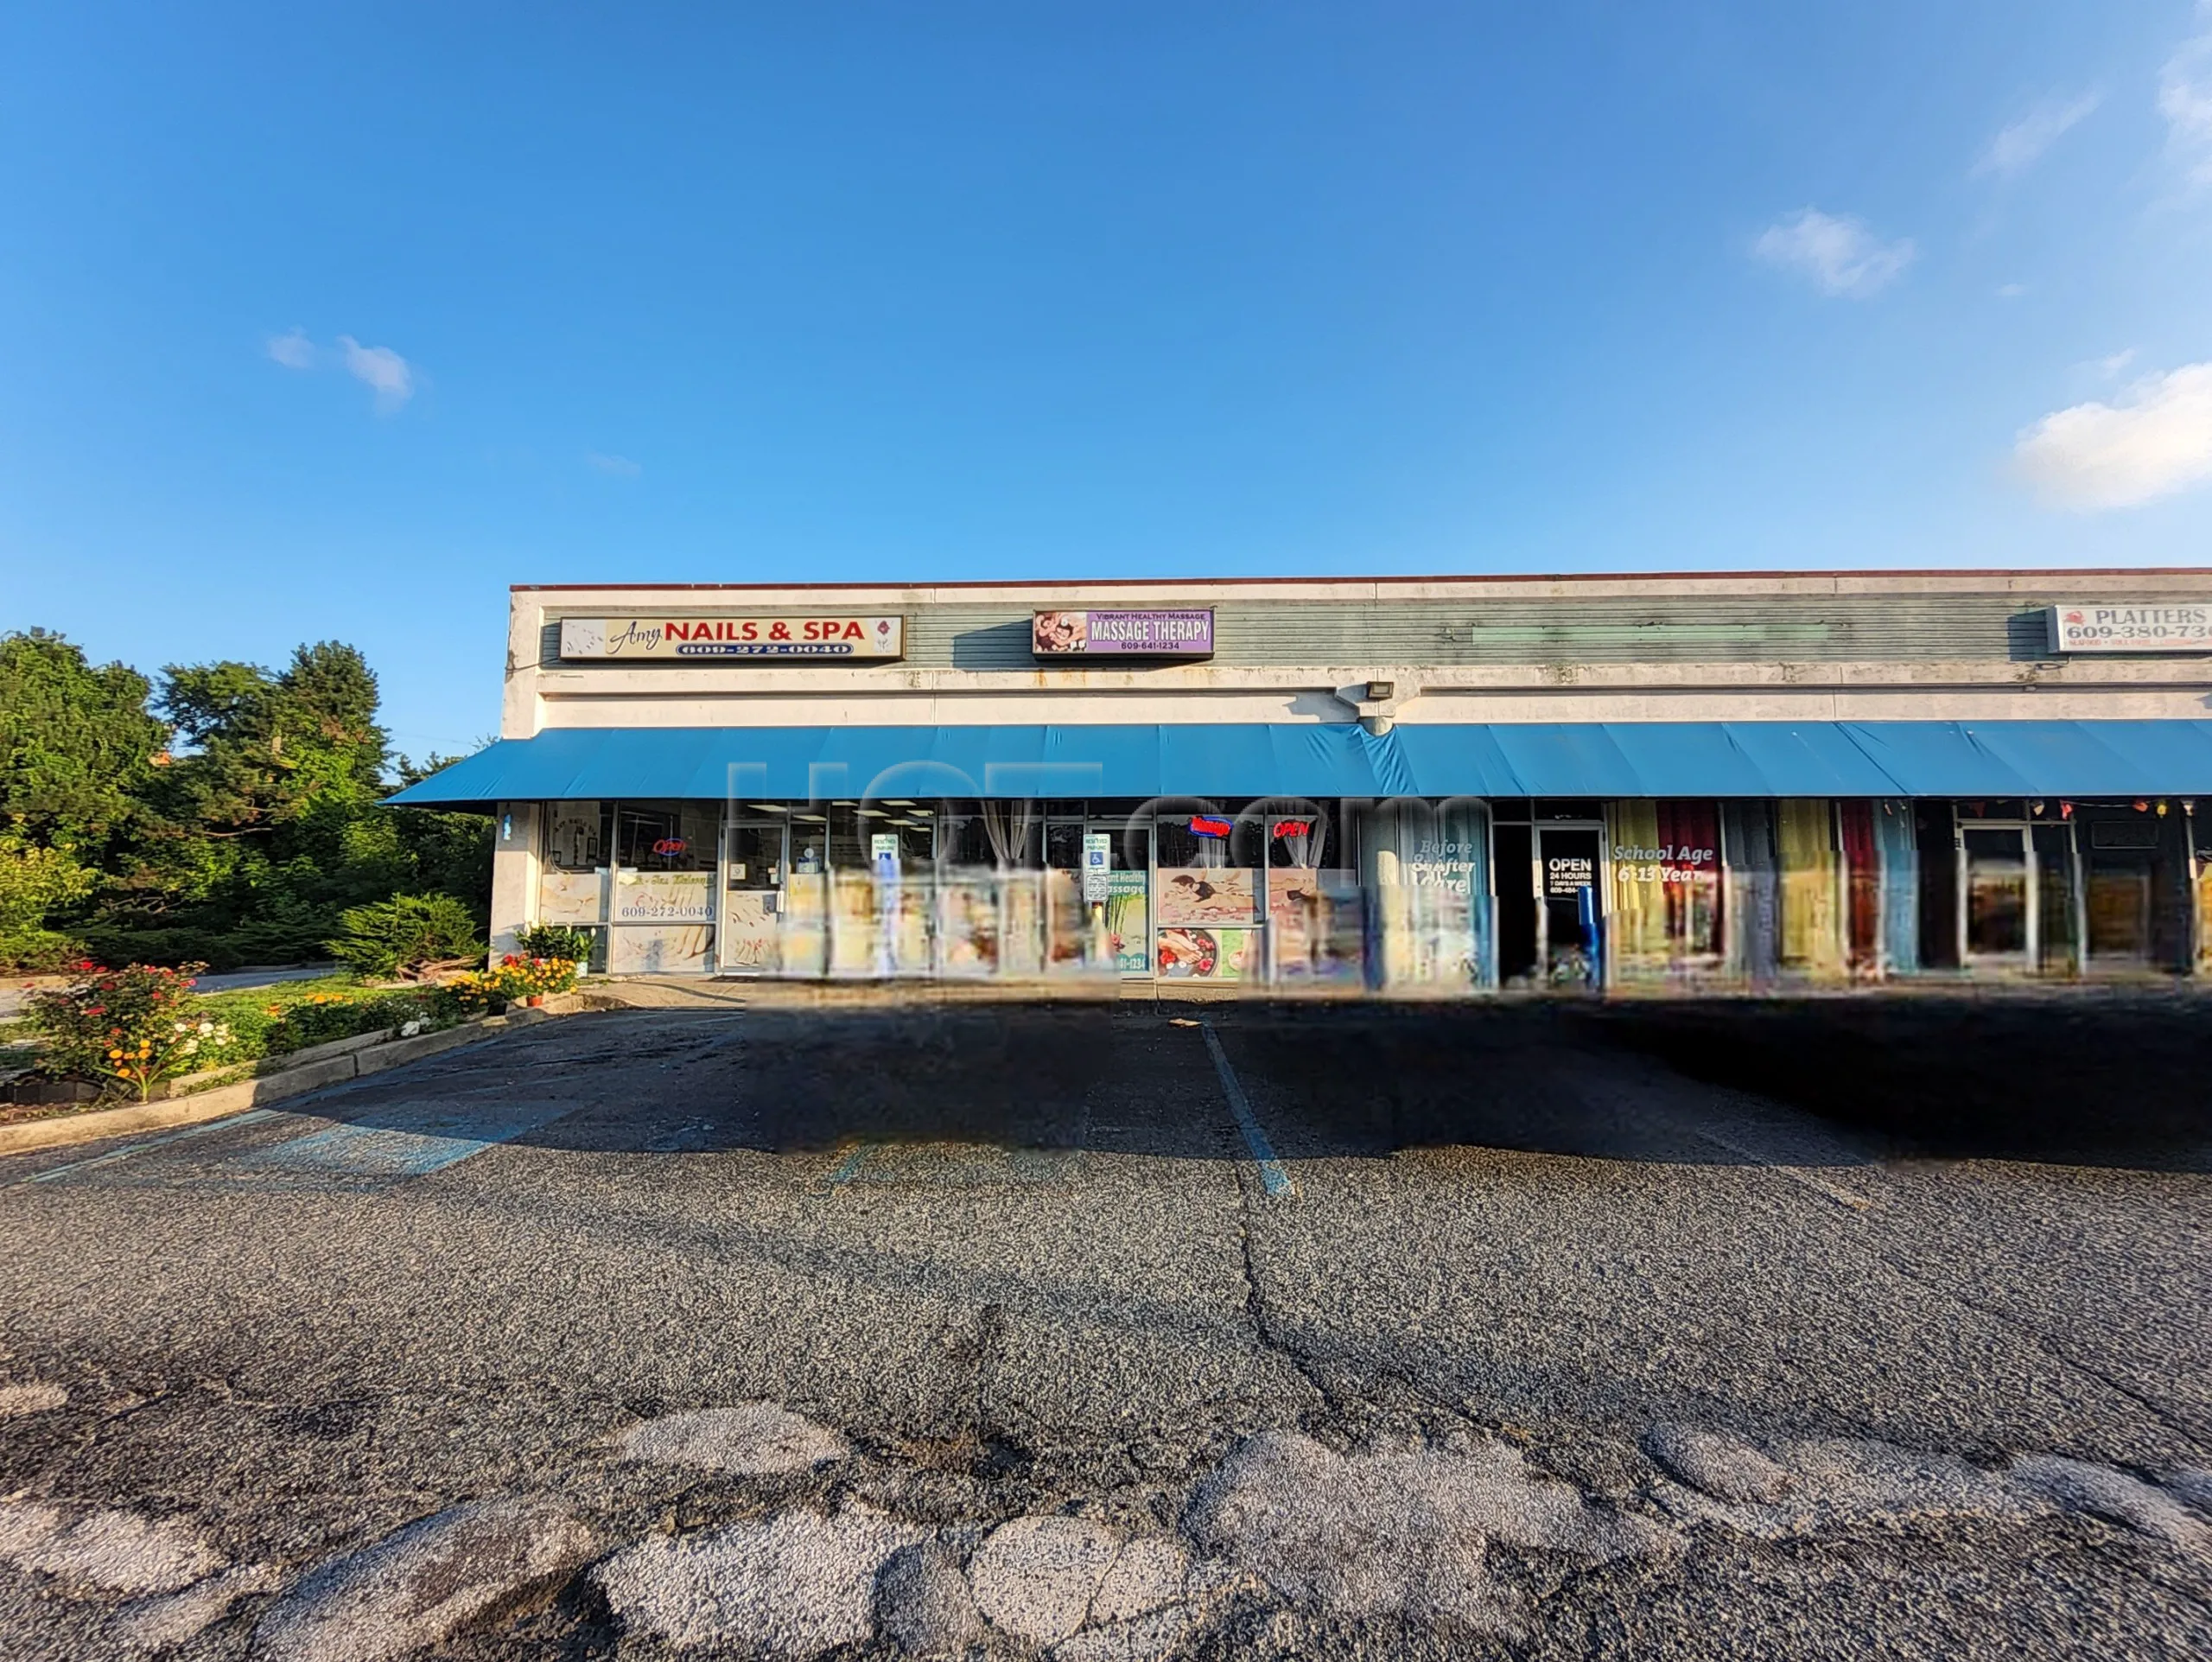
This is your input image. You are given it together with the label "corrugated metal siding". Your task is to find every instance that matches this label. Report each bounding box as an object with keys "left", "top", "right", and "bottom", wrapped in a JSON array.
[{"left": 537, "top": 595, "right": 2176, "bottom": 671}]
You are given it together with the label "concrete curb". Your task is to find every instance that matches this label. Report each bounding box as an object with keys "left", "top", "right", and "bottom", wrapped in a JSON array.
[{"left": 0, "top": 1013, "right": 563, "bottom": 1156}]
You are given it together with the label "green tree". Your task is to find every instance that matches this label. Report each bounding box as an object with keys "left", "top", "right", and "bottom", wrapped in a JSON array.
[
  {"left": 156, "top": 642, "right": 389, "bottom": 836},
  {"left": 0, "top": 832, "right": 100, "bottom": 969},
  {"left": 0, "top": 629, "right": 168, "bottom": 850},
  {"left": 0, "top": 630, "right": 170, "bottom": 966},
  {"left": 1, "top": 628, "right": 488, "bottom": 972}
]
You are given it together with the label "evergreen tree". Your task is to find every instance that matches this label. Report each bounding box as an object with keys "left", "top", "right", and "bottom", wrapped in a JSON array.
[
  {"left": 0, "top": 627, "right": 488, "bottom": 971},
  {"left": 0, "top": 631, "right": 169, "bottom": 967}
]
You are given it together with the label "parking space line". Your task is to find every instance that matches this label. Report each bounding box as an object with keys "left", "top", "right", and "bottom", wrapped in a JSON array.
[
  {"left": 8, "top": 1108, "right": 285, "bottom": 1190},
  {"left": 1688, "top": 1123, "right": 1872, "bottom": 1213},
  {"left": 819, "top": 1141, "right": 875, "bottom": 1190},
  {"left": 1199, "top": 1022, "right": 1295, "bottom": 1200},
  {"left": 232, "top": 1100, "right": 575, "bottom": 1180}
]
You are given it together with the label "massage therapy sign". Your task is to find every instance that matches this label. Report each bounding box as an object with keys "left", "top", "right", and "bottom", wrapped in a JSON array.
[{"left": 560, "top": 615, "right": 905, "bottom": 660}]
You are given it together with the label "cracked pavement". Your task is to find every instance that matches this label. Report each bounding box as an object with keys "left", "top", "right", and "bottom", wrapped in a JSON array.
[{"left": 2, "top": 997, "right": 2210, "bottom": 1658}]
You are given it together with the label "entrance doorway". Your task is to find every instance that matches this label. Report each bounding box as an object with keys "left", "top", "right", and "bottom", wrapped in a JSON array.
[
  {"left": 1494, "top": 818, "right": 1605, "bottom": 988},
  {"left": 1537, "top": 825, "right": 1605, "bottom": 987},
  {"left": 1956, "top": 820, "right": 2080, "bottom": 974},
  {"left": 1091, "top": 816, "right": 1151, "bottom": 976},
  {"left": 718, "top": 820, "right": 788, "bottom": 974}
]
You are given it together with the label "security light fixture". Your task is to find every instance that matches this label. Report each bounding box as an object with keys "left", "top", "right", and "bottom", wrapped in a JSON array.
[{"left": 1366, "top": 680, "right": 1395, "bottom": 701}]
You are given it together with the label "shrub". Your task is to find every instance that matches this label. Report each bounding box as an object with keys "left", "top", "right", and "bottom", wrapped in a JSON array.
[
  {"left": 514, "top": 922, "right": 595, "bottom": 963},
  {"left": 78, "top": 926, "right": 246, "bottom": 973},
  {"left": 326, "top": 894, "right": 486, "bottom": 979},
  {"left": 257, "top": 986, "right": 464, "bottom": 1053},
  {"left": 24, "top": 961, "right": 240, "bottom": 1100},
  {"left": 451, "top": 955, "right": 580, "bottom": 1010},
  {"left": 261, "top": 989, "right": 376, "bottom": 1050},
  {"left": 0, "top": 836, "right": 97, "bottom": 971},
  {"left": 0, "top": 926, "right": 92, "bottom": 975}
]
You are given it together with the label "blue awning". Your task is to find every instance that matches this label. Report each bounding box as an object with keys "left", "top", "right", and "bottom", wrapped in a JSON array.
[{"left": 385, "top": 720, "right": 2212, "bottom": 807}]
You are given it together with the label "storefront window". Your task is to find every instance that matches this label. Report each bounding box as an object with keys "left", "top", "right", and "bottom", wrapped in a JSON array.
[
  {"left": 2084, "top": 815, "right": 2158, "bottom": 963},
  {"left": 1608, "top": 801, "right": 1722, "bottom": 976},
  {"left": 1961, "top": 827, "right": 2028, "bottom": 959},
  {"left": 2034, "top": 823, "right": 2080, "bottom": 974},
  {"left": 936, "top": 809, "right": 992, "bottom": 870},
  {"left": 1151, "top": 810, "right": 1257, "bottom": 981},
  {"left": 538, "top": 800, "right": 610, "bottom": 936},
  {"left": 606, "top": 799, "right": 716, "bottom": 974},
  {"left": 544, "top": 800, "right": 611, "bottom": 870},
  {"left": 614, "top": 801, "right": 715, "bottom": 870},
  {"left": 1777, "top": 799, "right": 1846, "bottom": 978}
]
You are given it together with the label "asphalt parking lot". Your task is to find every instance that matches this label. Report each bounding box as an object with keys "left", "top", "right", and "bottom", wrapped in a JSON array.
[{"left": 2, "top": 995, "right": 2209, "bottom": 1659}]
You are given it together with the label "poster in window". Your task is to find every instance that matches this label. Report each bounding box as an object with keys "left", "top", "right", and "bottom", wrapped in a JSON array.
[
  {"left": 1156, "top": 927, "right": 1260, "bottom": 980},
  {"left": 1104, "top": 870, "right": 1149, "bottom": 973},
  {"left": 1156, "top": 867, "right": 1257, "bottom": 925},
  {"left": 612, "top": 871, "right": 714, "bottom": 923},
  {"left": 607, "top": 924, "right": 714, "bottom": 974},
  {"left": 1267, "top": 867, "right": 1326, "bottom": 978},
  {"left": 537, "top": 869, "right": 605, "bottom": 926},
  {"left": 720, "top": 893, "right": 779, "bottom": 972}
]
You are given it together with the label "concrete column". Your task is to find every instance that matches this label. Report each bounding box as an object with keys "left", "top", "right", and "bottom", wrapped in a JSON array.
[{"left": 489, "top": 800, "right": 540, "bottom": 961}]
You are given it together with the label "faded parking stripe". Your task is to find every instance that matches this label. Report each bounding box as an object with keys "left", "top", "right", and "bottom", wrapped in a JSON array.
[
  {"left": 7, "top": 1109, "right": 286, "bottom": 1190},
  {"left": 1199, "top": 1022, "right": 1295, "bottom": 1200},
  {"left": 232, "top": 1100, "right": 577, "bottom": 1181}
]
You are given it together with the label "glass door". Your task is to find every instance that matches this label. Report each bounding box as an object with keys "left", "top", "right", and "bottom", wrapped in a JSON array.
[
  {"left": 1959, "top": 825, "right": 2031, "bottom": 968},
  {"left": 2032, "top": 823, "right": 2081, "bottom": 976},
  {"left": 1091, "top": 817, "right": 1152, "bottom": 976},
  {"left": 1535, "top": 825, "right": 1604, "bottom": 988},
  {"left": 718, "top": 820, "right": 787, "bottom": 975}
]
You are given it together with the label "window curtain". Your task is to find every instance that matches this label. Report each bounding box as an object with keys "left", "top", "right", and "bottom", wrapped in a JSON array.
[
  {"left": 981, "top": 800, "right": 1038, "bottom": 870},
  {"left": 1608, "top": 799, "right": 1722, "bottom": 976},
  {"left": 1777, "top": 799, "right": 1846, "bottom": 979},
  {"left": 1723, "top": 801, "right": 1778, "bottom": 984},
  {"left": 1874, "top": 799, "right": 1919, "bottom": 976},
  {"left": 1839, "top": 800, "right": 1879, "bottom": 975},
  {"left": 1360, "top": 799, "right": 1488, "bottom": 990},
  {"left": 1277, "top": 815, "right": 1323, "bottom": 869}
]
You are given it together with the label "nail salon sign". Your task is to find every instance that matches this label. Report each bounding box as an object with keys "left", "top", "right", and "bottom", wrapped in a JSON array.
[{"left": 561, "top": 615, "right": 905, "bottom": 660}]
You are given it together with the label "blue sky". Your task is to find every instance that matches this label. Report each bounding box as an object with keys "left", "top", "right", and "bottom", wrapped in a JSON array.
[{"left": 4, "top": 3, "right": 2212, "bottom": 759}]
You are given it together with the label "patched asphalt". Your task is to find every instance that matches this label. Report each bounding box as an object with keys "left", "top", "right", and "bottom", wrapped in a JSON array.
[{"left": 2, "top": 997, "right": 2209, "bottom": 1659}]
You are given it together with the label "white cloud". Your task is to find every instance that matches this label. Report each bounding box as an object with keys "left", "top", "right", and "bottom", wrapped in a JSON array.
[
  {"left": 266, "top": 328, "right": 315, "bottom": 370},
  {"left": 2014, "top": 361, "right": 2212, "bottom": 509},
  {"left": 1973, "top": 91, "right": 2100, "bottom": 179},
  {"left": 1751, "top": 208, "right": 1916, "bottom": 298},
  {"left": 586, "top": 451, "right": 642, "bottom": 477},
  {"left": 2162, "top": 17, "right": 2212, "bottom": 183},
  {"left": 336, "top": 334, "right": 415, "bottom": 413},
  {"left": 1996, "top": 282, "right": 2028, "bottom": 298},
  {"left": 2094, "top": 347, "right": 2138, "bottom": 377}
]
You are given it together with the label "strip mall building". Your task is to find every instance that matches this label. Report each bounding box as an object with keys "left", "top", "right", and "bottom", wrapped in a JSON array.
[{"left": 391, "top": 572, "right": 2212, "bottom": 992}]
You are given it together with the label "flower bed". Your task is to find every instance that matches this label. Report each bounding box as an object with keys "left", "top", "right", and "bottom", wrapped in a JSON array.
[
  {"left": 22, "top": 962, "right": 239, "bottom": 1101},
  {"left": 14, "top": 963, "right": 474, "bottom": 1106},
  {"left": 450, "top": 955, "right": 582, "bottom": 1011}
]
